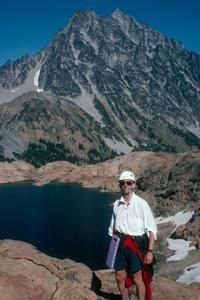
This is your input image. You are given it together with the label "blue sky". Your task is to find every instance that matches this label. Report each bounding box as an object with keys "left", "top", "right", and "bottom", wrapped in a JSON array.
[{"left": 0, "top": 0, "right": 200, "bottom": 66}]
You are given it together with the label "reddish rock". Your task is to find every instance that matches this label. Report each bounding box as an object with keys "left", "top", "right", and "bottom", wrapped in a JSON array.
[
  {"left": 95, "top": 270, "right": 200, "bottom": 300},
  {"left": 0, "top": 240, "right": 96, "bottom": 300}
]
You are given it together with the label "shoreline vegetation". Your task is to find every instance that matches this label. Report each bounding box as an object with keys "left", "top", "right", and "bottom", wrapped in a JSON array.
[{"left": 0, "top": 150, "right": 199, "bottom": 191}]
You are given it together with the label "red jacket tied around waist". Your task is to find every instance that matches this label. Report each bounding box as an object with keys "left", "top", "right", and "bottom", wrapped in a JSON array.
[{"left": 123, "top": 236, "right": 153, "bottom": 300}]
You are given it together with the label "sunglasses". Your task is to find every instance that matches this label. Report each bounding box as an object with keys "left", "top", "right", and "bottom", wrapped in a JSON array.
[{"left": 119, "top": 180, "right": 134, "bottom": 187}]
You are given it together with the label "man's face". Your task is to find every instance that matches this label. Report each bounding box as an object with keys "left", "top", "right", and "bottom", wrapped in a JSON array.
[{"left": 119, "top": 180, "right": 135, "bottom": 194}]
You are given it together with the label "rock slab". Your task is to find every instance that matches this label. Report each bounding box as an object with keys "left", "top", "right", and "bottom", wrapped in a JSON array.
[
  {"left": 0, "top": 240, "right": 96, "bottom": 300},
  {"left": 0, "top": 240, "right": 200, "bottom": 300}
]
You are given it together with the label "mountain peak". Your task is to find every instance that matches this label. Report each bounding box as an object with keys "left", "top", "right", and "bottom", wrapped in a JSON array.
[
  {"left": 111, "top": 8, "right": 123, "bottom": 17},
  {"left": 111, "top": 8, "right": 127, "bottom": 21},
  {"left": 1, "top": 9, "right": 200, "bottom": 163},
  {"left": 110, "top": 8, "right": 140, "bottom": 30},
  {"left": 71, "top": 9, "right": 99, "bottom": 21},
  {"left": 68, "top": 9, "right": 100, "bottom": 30}
]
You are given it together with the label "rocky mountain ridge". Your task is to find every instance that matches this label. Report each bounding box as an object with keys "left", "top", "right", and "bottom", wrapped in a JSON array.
[
  {"left": 0, "top": 9, "right": 200, "bottom": 163},
  {"left": 0, "top": 91, "right": 116, "bottom": 164}
]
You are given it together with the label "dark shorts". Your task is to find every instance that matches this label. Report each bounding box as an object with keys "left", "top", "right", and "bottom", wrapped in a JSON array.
[{"left": 114, "top": 237, "right": 142, "bottom": 272}]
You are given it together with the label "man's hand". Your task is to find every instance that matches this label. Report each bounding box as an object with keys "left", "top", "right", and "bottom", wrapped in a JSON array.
[{"left": 144, "top": 251, "right": 153, "bottom": 264}]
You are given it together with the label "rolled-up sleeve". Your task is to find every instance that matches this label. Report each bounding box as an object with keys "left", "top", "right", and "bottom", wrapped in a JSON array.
[
  {"left": 108, "top": 200, "right": 118, "bottom": 236},
  {"left": 143, "top": 202, "right": 157, "bottom": 240},
  {"left": 108, "top": 213, "right": 114, "bottom": 236}
]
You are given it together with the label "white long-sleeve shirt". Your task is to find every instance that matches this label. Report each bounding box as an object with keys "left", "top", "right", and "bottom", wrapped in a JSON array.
[{"left": 108, "top": 193, "right": 157, "bottom": 239}]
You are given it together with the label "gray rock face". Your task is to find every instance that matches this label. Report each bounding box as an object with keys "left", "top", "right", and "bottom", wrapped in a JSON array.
[
  {"left": 0, "top": 128, "right": 26, "bottom": 157},
  {"left": 1, "top": 9, "right": 200, "bottom": 160},
  {"left": 39, "top": 9, "right": 200, "bottom": 142},
  {"left": 0, "top": 55, "right": 37, "bottom": 89}
]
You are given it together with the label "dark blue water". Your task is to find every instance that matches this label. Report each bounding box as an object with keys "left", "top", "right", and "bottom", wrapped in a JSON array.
[{"left": 0, "top": 182, "right": 118, "bottom": 270}]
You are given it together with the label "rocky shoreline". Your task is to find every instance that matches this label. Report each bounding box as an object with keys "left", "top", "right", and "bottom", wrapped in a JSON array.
[
  {"left": 0, "top": 151, "right": 200, "bottom": 198},
  {"left": 0, "top": 151, "right": 200, "bottom": 242}
]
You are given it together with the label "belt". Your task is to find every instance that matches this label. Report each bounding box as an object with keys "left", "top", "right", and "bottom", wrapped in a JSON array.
[{"left": 114, "top": 231, "right": 146, "bottom": 238}]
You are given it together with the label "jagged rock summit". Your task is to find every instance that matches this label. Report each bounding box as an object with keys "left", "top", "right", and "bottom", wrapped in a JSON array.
[{"left": 0, "top": 9, "right": 200, "bottom": 164}]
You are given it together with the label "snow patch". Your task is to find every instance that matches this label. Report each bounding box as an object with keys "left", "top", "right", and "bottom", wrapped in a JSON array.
[
  {"left": 34, "top": 69, "right": 44, "bottom": 92},
  {"left": 166, "top": 238, "right": 195, "bottom": 261},
  {"left": 177, "top": 262, "right": 200, "bottom": 284},
  {"left": 156, "top": 210, "right": 194, "bottom": 228},
  {"left": 11, "top": 88, "right": 20, "bottom": 93},
  {"left": 156, "top": 210, "right": 195, "bottom": 262},
  {"left": 70, "top": 34, "right": 80, "bottom": 64}
]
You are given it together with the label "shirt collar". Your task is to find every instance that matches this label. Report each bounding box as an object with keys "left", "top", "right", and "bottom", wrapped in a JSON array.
[{"left": 119, "top": 192, "right": 135, "bottom": 204}]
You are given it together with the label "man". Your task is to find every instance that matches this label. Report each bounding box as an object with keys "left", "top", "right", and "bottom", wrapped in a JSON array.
[{"left": 108, "top": 170, "right": 157, "bottom": 300}]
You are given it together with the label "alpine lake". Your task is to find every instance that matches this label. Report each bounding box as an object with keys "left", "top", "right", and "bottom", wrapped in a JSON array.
[{"left": 0, "top": 182, "right": 118, "bottom": 270}]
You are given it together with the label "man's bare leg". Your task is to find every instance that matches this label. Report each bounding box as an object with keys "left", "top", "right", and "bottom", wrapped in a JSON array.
[
  {"left": 133, "top": 270, "right": 146, "bottom": 300},
  {"left": 128, "top": 284, "right": 137, "bottom": 299},
  {"left": 115, "top": 270, "right": 129, "bottom": 299}
]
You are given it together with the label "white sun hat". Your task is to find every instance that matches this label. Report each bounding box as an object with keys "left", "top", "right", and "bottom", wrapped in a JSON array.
[{"left": 118, "top": 170, "right": 135, "bottom": 182}]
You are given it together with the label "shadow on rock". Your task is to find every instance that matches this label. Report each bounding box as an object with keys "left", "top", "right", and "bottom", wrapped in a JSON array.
[{"left": 91, "top": 272, "right": 121, "bottom": 299}]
